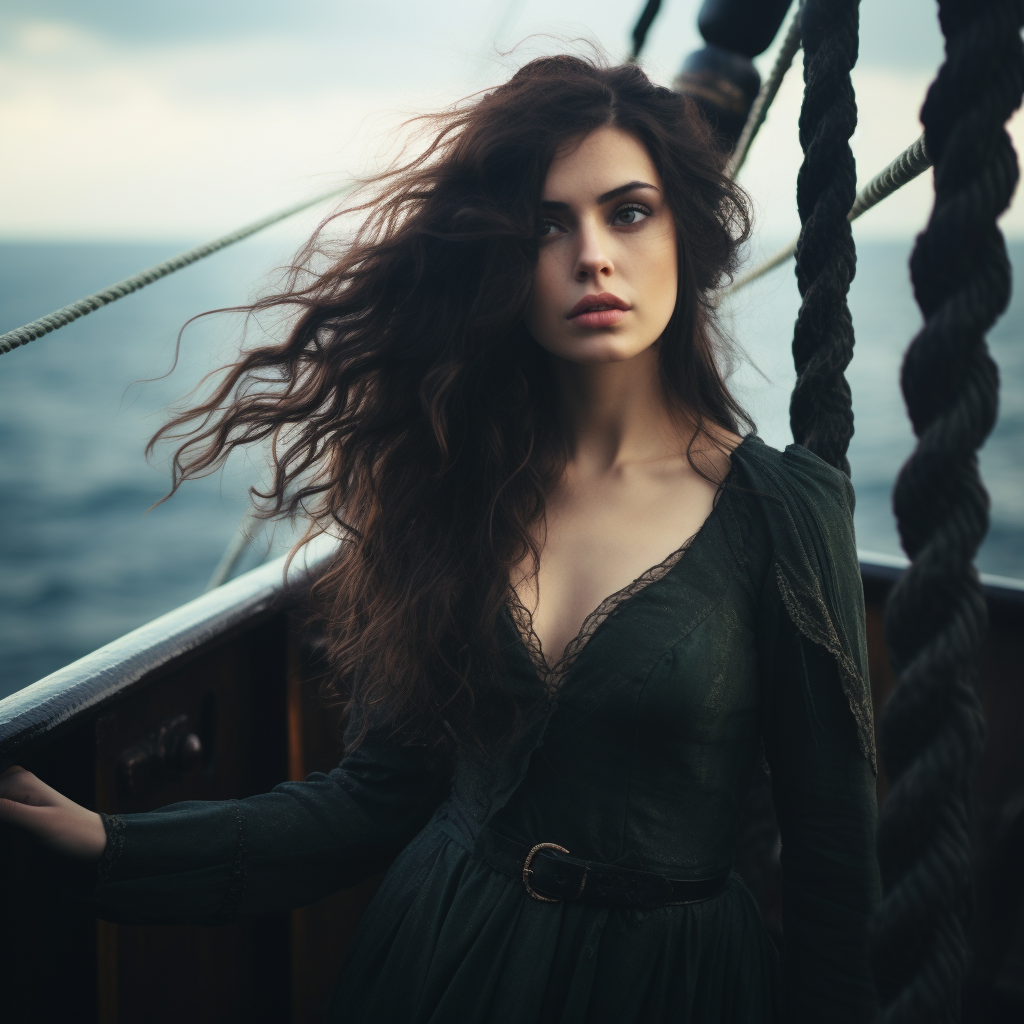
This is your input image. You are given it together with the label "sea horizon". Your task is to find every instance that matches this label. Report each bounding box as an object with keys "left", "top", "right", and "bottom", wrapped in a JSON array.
[{"left": 1, "top": 236, "right": 1022, "bottom": 701}]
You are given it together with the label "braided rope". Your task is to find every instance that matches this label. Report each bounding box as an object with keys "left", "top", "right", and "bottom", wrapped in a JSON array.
[
  {"left": 726, "top": 7, "right": 803, "bottom": 178},
  {"left": 872, "top": 0, "right": 1024, "bottom": 1020},
  {"left": 0, "top": 185, "right": 352, "bottom": 357},
  {"left": 789, "top": 0, "right": 860, "bottom": 476}
]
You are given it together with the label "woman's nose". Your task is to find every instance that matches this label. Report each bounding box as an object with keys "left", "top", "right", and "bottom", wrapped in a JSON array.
[{"left": 574, "top": 222, "right": 614, "bottom": 281}]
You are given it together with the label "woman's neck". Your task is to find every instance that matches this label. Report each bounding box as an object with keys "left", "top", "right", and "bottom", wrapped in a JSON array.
[{"left": 552, "top": 344, "right": 690, "bottom": 472}]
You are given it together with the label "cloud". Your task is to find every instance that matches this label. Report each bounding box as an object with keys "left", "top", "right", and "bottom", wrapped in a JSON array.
[
  {"left": 0, "top": 22, "right": 475, "bottom": 239},
  {"left": 0, "top": 0, "right": 448, "bottom": 47},
  {"left": 0, "top": 5, "right": 644, "bottom": 240},
  {"left": 1, "top": 3, "right": 1021, "bottom": 241}
]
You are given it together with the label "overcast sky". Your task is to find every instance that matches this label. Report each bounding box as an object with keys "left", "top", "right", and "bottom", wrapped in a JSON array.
[{"left": 2, "top": 0, "right": 1020, "bottom": 241}]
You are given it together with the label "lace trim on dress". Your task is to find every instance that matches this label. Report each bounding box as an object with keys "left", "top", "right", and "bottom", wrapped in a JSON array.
[
  {"left": 212, "top": 801, "right": 248, "bottom": 925},
  {"left": 509, "top": 535, "right": 696, "bottom": 695},
  {"left": 96, "top": 813, "right": 126, "bottom": 883}
]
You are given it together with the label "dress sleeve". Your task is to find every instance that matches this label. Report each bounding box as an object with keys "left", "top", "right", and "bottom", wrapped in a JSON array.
[
  {"left": 760, "top": 580, "right": 881, "bottom": 1023},
  {"left": 90, "top": 724, "right": 449, "bottom": 926}
]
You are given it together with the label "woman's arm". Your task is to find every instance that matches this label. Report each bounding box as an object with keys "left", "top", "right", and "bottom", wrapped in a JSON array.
[
  {"left": 762, "top": 605, "right": 881, "bottom": 1023},
  {"left": 0, "top": 727, "right": 449, "bottom": 926}
]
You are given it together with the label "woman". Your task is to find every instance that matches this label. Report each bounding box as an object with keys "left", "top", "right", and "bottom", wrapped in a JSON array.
[{"left": 0, "top": 56, "right": 879, "bottom": 1022}]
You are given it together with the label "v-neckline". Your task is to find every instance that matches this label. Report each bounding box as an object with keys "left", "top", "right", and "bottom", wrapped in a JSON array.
[
  {"left": 507, "top": 442, "right": 742, "bottom": 694},
  {"left": 507, "top": 533, "right": 700, "bottom": 694}
]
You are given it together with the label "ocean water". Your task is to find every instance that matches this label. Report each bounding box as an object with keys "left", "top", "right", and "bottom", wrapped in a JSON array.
[{"left": 1, "top": 238, "right": 1022, "bottom": 701}]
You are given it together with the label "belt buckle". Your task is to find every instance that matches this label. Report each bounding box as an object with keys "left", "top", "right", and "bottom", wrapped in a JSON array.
[{"left": 522, "top": 842, "right": 570, "bottom": 902}]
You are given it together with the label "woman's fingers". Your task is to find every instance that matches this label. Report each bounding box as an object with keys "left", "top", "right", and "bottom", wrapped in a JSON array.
[
  {"left": 0, "top": 794, "right": 42, "bottom": 826},
  {"left": 0, "top": 764, "right": 32, "bottom": 791},
  {"left": 0, "top": 766, "right": 55, "bottom": 807}
]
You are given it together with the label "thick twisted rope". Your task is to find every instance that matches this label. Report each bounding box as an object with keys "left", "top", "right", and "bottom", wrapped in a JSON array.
[
  {"left": 872, "top": 0, "right": 1024, "bottom": 1020},
  {"left": 0, "top": 185, "right": 352, "bottom": 357},
  {"left": 789, "top": 0, "right": 860, "bottom": 476}
]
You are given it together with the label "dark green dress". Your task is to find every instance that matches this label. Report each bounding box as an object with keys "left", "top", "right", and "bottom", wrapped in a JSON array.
[{"left": 92, "top": 437, "right": 880, "bottom": 1023}]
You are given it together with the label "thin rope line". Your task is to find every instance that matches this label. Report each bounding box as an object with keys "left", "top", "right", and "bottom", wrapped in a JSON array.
[
  {"left": 630, "top": 0, "right": 664, "bottom": 60},
  {"left": 848, "top": 133, "right": 929, "bottom": 219},
  {"left": 723, "top": 134, "right": 930, "bottom": 296},
  {"left": 0, "top": 184, "right": 354, "bottom": 357},
  {"left": 204, "top": 508, "right": 263, "bottom": 591},
  {"left": 726, "top": 5, "right": 803, "bottom": 179}
]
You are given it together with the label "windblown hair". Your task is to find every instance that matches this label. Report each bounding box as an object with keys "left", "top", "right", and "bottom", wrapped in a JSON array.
[{"left": 153, "top": 54, "right": 752, "bottom": 756}]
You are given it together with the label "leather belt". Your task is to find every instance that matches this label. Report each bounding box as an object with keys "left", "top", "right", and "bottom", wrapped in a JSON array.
[{"left": 476, "top": 828, "right": 732, "bottom": 910}]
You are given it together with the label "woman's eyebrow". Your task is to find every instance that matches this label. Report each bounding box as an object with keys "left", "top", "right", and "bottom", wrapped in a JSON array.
[
  {"left": 596, "top": 180, "right": 659, "bottom": 203},
  {"left": 540, "top": 181, "right": 660, "bottom": 210}
]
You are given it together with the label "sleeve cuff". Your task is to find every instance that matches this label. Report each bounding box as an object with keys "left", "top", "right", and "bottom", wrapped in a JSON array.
[{"left": 97, "top": 813, "right": 126, "bottom": 883}]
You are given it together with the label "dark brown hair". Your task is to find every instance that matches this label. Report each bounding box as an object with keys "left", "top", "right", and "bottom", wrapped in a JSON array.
[{"left": 152, "top": 54, "right": 752, "bottom": 755}]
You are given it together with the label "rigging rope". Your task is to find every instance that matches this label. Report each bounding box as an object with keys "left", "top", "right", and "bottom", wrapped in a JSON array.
[
  {"left": 630, "top": 0, "right": 664, "bottom": 59},
  {"left": 871, "top": 0, "right": 1024, "bottom": 1019},
  {"left": 848, "top": 133, "right": 929, "bottom": 220},
  {"left": 726, "top": 6, "right": 803, "bottom": 178},
  {"left": 723, "top": 134, "right": 930, "bottom": 294},
  {"left": 204, "top": 512, "right": 264, "bottom": 592},
  {"left": 788, "top": 0, "right": 860, "bottom": 476},
  {"left": 0, "top": 185, "right": 352, "bottom": 357}
]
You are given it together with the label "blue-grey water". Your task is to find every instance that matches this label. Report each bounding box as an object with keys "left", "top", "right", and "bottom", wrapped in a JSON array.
[{"left": 1, "top": 238, "right": 1022, "bottom": 701}]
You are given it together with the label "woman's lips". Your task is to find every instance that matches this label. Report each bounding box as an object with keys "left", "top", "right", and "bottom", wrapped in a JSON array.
[
  {"left": 566, "top": 292, "right": 631, "bottom": 329},
  {"left": 571, "top": 307, "right": 627, "bottom": 328}
]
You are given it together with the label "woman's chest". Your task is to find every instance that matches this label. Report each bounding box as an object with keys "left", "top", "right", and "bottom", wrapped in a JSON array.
[
  {"left": 506, "top": 508, "right": 766, "bottom": 778},
  {"left": 513, "top": 460, "right": 723, "bottom": 667},
  {"left": 490, "top": 587, "right": 765, "bottom": 870},
  {"left": 553, "top": 588, "right": 763, "bottom": 754}
]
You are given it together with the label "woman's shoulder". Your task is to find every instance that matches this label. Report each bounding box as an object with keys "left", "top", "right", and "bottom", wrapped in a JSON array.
[
  {"left": 729, "top": 434, "right": 856, "bottom": 523},
  {"left": 730, "top": 438, "right": 875, "bottom": 770},
  {"left": 726, "top": 435, "right": 862, "bottom": 624}
]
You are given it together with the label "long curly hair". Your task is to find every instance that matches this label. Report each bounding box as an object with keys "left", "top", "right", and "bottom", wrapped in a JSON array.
[{"left": 151, "top": 54, "right": 752, "bottom": 756}]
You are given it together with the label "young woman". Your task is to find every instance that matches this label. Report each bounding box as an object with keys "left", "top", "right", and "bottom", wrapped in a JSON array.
[{"left": 0, "top": 56, "right": 879, "bottom": 1022}]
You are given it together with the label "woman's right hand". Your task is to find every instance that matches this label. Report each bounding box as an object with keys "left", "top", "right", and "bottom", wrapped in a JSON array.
[{"left": 0, "top": 765, "right": 107, "bottom": 861}]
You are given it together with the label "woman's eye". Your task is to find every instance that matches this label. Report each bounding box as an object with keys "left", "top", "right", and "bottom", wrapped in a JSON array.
[
  {"left": 538, "top": 220, "right": 563, "bottom": 237},
  {"left": 613, "top": 204, "right": 651, "bottom": 226}
]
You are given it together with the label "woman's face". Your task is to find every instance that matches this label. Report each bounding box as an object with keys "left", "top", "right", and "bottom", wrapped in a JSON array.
[{"left": 524, "top": 126, "right": 678, "bottom": 365}]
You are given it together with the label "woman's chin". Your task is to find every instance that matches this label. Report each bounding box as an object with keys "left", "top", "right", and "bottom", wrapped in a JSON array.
[{"left": 548, "top": 336, "right": 655, "bottom": 366}]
